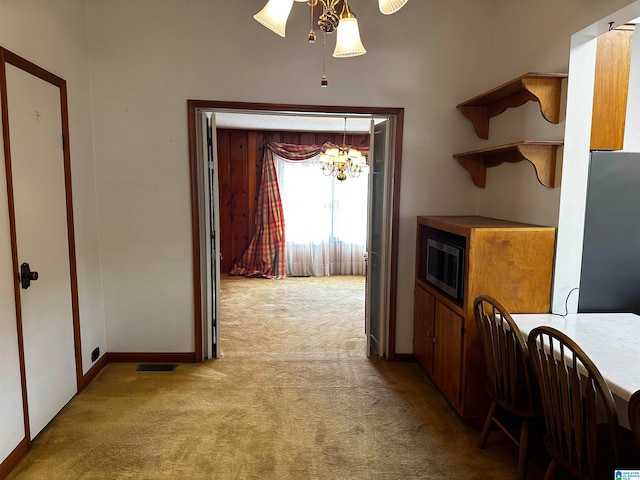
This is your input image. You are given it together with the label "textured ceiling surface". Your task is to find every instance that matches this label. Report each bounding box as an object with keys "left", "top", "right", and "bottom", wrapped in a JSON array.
[{"left": 212, "top": 111, "right": 386, "bottom": 133}]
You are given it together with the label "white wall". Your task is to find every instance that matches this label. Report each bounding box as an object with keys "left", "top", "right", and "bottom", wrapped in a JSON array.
[
  {"left": 85, "top": 0, "right": 492, "bottom": 354},
  {"left": 0, "top": 0, "right": 104, "bottom": 465}
]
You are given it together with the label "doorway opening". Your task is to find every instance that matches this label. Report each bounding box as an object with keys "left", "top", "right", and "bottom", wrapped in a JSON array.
[{"left": 187, "top": 101, "right": 404, "bottom": 362}]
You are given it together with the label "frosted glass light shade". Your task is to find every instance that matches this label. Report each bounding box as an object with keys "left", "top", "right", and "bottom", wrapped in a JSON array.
[
  {"left": 378, "top": 0, "right": 408, "bottom": 15},
  {"left": 253, "top": 0, "right": 294, "bottom": 37},
  {"left": 325, "top": 147, "right": 340, "bottom": 157},
  {"left": 333, "top": 17, "right": 366, "bottom": 57}
]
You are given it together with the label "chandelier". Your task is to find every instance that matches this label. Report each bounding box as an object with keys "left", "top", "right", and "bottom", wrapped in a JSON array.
[
  {"left": 320, "top": 118, "right": 368, "bottom": 181},
  {"left": 253, "top": 0, "right": 408, "bottom": 86}
]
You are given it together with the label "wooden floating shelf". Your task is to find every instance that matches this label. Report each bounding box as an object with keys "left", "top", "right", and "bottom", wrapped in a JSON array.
[
  {"left": 453, "top": 141, "right": 563, "bottom": 188},
  {"left": 457, "top": 73, "right": 568, "bottom": 139}
]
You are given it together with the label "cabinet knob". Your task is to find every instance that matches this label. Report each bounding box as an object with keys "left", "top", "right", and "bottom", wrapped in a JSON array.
[{"left": 433, "top": 336, "right": 439, "bottom": 346}]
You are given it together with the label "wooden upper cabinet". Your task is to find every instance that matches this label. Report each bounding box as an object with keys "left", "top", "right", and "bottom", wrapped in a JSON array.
[{"left": 591, "top": 25, "right": 635, "bottom": 151}]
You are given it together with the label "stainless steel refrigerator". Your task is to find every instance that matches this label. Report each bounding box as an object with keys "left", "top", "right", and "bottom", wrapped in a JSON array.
[{"left": 579, "top": 151, "right": 640, "bottom": 314}]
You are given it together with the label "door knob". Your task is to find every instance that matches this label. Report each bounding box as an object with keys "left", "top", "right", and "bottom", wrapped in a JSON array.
[{"left": 20, "top": 262, "right": 39, "bottom": 289}]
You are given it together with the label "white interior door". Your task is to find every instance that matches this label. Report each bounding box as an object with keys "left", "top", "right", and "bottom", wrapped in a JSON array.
[
  {"left": 0, "top": 95, "right": 25, "bottom": 463},
  {"left": 6, "top": 64, "right": 77, "bottom": 439},
  {"left": 365, "top": 118, "right": 392, "bottom": 357},
  {"left": 200, "top": 110, "right": 221, "bottom": 359}
]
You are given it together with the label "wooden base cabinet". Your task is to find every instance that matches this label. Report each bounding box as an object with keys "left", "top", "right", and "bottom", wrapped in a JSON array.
[
  {"left": 414, "top": 216, "right": 555, "bottom": 420},
  {"left": 413, "top": 286, "right": 435, "bottom": 375},
  {"left": 433, "top": 301, "right": 464, "bottom": 410}
]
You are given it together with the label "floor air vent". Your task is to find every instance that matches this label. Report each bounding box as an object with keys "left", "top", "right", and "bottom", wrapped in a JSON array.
[{"left": 136, "top": 364, "right": 178, "bottom": 372}]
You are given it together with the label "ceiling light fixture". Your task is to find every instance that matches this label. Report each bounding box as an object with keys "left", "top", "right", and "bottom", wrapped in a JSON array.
[
  {"left": 253, "top": 0, "right": 408, "bottom": 86},
  {"left": 320, "top": 118, "right": 368, "bottom": 182}
]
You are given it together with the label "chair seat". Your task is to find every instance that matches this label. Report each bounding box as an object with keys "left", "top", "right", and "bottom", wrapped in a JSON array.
[{"left": 490, "top": 391, "right": 541, "bottom": 419}]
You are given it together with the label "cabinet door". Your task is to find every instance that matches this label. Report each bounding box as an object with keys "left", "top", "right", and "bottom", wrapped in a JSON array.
[
  {"left": 413, "top": 286, "right": 435, "bottom": 374},
  {"left": 433, "top": 301, "right": 464, "bottom": 409},
  {"left": 590, "top": 26, "right": 634, "bottom": 151}
]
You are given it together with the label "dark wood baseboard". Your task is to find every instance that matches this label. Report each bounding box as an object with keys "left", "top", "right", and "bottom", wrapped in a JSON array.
[
  {"left": 81, "top": 351, "right": 195, "bottom": 390},
  {"left": 388, "top": 353, "right": 416, "bottom": 362},
  {"left": 80, "top": 353, "right": 108, "bottom": 390},
  {"left": 0, "top": 437, "right": 28, "bottom": 480},
  {"left": 106, "top": 352, "right": 197, "bottom": 363}
]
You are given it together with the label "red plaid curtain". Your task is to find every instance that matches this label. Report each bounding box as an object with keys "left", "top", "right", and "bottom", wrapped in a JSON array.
[{"left": 230, "top": 142, "right": 322, "bottom": 279}]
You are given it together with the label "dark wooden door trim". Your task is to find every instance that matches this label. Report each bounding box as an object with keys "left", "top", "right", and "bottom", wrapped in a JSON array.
[{"left": 187, "top": 100, "right": 404, "bottom": 361}]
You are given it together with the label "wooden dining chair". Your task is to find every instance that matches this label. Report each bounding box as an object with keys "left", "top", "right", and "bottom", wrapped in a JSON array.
[
  {"left": 473, "top": 295, "right": 541, "bottom": 480},
  {"left": 630, "top": 390, "right": 640, "bottom": 453},
  {"left": 527, "top": 326, "right": 638, "bottom": 479}
]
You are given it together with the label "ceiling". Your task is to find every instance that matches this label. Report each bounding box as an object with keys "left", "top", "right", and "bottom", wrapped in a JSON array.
[{"left": 213, "top": 111, "right": 387, "bottom": 133}]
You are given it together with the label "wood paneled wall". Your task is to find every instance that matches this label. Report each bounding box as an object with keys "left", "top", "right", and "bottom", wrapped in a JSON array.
[{"left": 216, "top": 128, "right": 370, "bottom": 274}]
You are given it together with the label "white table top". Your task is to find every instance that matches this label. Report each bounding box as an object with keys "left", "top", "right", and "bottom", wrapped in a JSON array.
[{"left": 511, "top": 312, "right": 640, "bottom": 401}]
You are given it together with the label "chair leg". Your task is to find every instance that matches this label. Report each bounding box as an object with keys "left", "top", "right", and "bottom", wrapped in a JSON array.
[
  {"left": 516, "top": 419, "right": 529, "bottom": 480},
  {"left": 479, "top": 400, "right": 497, "bottom": 449},
  {"left": 542, "top": 459, "right": 556, "bottom": 480}
]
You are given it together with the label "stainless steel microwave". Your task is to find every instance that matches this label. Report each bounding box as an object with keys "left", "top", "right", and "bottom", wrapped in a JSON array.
[{"left": 425, "top": 238, "right": 464, "bottom": 300}]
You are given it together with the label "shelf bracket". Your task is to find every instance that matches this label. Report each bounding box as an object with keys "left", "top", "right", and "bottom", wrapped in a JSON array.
[
  {"left": 517, "top": 143, "right": 558, "bottom": 188},
  {"left": 456, "top": 156, "right": 487, "bottom": 188},
  {"left": 521, "top": 76, "right": 565, "bottom": 124},
  {"left": 458, "top": 106, "right": 489, "bottom": 140}
]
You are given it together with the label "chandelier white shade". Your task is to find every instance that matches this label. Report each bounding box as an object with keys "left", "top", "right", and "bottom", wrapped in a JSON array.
[
  {"left": 333, "top": 5, "right": 366, "bottom": 57},
  {"left": 378, "top": 0, "right": 409, "bottom": 15},
  {"left": 253, "top": 0, "right": 408, "bottom": 85},
  {"left": 253, "top": 0, "right": 295, "bottom": 37},
  {"left": 320, "top": 147, "right": 367, "bottom": 181}
]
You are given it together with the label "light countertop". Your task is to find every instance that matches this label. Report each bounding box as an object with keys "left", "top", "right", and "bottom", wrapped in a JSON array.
[{"left": 511, "top": 312, "right": 640, "bottom": 402}]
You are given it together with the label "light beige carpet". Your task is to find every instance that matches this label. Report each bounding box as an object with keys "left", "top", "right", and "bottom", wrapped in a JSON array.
[{"left": 7, "top": 275, "right": 541, "bottom": 479}]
